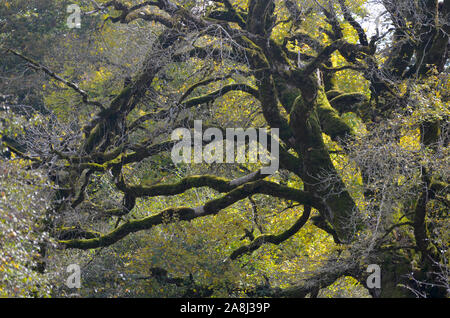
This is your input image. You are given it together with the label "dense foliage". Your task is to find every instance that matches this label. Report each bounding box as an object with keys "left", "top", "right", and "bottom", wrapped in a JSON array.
[{"left": 0, "top": 0, "right": 449, "bottom": 298}]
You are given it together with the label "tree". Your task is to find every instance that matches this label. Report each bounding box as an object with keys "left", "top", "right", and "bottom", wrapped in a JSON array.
[{"left": 1, "top": 0, "right": 449, "bottom": 297}]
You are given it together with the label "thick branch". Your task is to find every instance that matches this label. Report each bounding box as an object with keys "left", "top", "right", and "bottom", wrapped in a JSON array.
[
  {"left": 338, "top": 0, "right": 368, "bottom": 46},
  {"left": 229, "top": 206, "right": 311, "bottom": 259},
  {"left": 120, "top": 169, "right": 264, "bottom": 197},
  {"left": 300, "top": 40, "right": 346, "bottom": 76},
  {"left": 7, "top": 49, "right": 104, "bottom": 110},
  {"left": 182, "top": 83, "right": 259, "bottom": 107},
  {"left": 61, "top": 180, "right": 319, "bottom": 249}
]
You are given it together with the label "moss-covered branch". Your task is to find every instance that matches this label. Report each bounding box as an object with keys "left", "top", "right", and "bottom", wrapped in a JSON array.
[
  {"left": 57, "top": 226, "right": 101, "bottom": 240},
  {"left": 337, "top": 0, "right": 368, "bottom": 46},
  {"left": 69, "top": 140, "right": 174, "bottom": 173},
  {"left": 182, "top": 83, "right": 259, "bottom": 108},
  {"left": 300, "top": 40, "right": 346, "bottom": 76},
  {"left": 61, "top": 180, "right": 319, "bottom": 249},
  {"left": 207, "top": 8, "right": 247, "bottom": 29},
  {"left": 229, "top": 206, "right": 311, "bottom": 259},
  {"left": 1, "top": 136, "right": 41, "bottom": 162},
  {"left": 119, "top": 170, "right": 264, "bottom": 197},
  {"left": 315, "top": 89, "right": 353, "bottom": 141},
  {"left": 249, "top": 256, "right": 360, "bottom": 297},
  {"left": 328, "top": 92, "right": 368, "bottom": 114},
  {"left": 289, "top": 89, "right": 358, "bottom": 242},
  {"left": 7, "top": 49, "right": 105, "bottom": 110}
]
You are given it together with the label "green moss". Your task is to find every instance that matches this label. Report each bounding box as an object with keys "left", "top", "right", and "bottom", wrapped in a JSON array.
[
  {"left": 58, "top": 226, "right": 101, "bottom": 240},
  {"left": 316, "top": 90, "right": 353, "bottom": 140},
  {"left": 83, "top": 123, "right": 105, "bottom": 153},
  {"left": 290, "top": 90, "right": 358, "bottom": 242},
  {"left": 61, "top": 180, "right": 319, "bottom": 250},
  {"left": 326, "top": 90, "right": 344, "bottom": 101},
  {"left": 126, "top": 174, "right": 234, "bottom": 197},
  {"left": 274, "top": 74, "right": 301, "bottom": 112},
  {"left": 329, "top": 92, "right": 367, "bottom": 114}
]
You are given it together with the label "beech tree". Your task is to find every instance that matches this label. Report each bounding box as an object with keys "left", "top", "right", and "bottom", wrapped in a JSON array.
[{"left": 1, "top": 0, "right": 449, "bottom": 297}]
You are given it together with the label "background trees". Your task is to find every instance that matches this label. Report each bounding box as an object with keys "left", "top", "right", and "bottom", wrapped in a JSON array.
[{"left": 1, "top": 0, "right": 448, "bottom": 297}]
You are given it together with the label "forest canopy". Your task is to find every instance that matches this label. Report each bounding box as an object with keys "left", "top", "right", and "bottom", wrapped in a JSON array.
[{"left": 0, "top": 0, "right": 449, "bottom": 298}]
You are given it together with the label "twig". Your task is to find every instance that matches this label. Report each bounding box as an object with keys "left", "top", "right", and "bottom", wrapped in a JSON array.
[{"left": 7, "top": 49, "right": 105, "bottom": 110}]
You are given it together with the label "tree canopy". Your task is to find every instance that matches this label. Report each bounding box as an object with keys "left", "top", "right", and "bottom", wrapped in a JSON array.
[{"left": 0, "top": 0, "right": 449, "bottom": 298}]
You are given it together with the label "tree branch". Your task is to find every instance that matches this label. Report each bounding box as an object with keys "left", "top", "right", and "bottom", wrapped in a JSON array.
[
  {"left": 61, "top": 180, "right": 319, "bottom": 249},
  {"left": 338, "top": 0, "right": 368, "bottom": 46},
  {"left": 229, "top": 206, "right": 311, "bottom": 259},
  {"left": 7, "top": 49, "right": 105, "bottom": 110}
]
